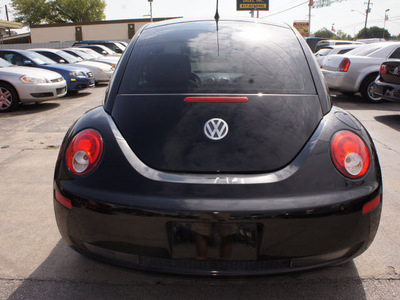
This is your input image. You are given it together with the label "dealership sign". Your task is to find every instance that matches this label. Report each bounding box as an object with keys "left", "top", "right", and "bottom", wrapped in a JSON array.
[
  {"left": 237, "top": 0, "right": 269, "bottom": 11},
  {"left": 293, "top": 21, "right": 309, "bottom": 37}
]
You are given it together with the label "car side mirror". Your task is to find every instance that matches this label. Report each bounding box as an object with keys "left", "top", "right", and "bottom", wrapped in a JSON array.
[
  {"left": 23, "top": 60, "right": 33, "bottom": 66},
  {"left": 59, "top": 59, "right": 66, "bottom": 63}
]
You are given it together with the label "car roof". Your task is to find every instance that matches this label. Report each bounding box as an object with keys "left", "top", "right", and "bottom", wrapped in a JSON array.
[
  {"left": 29, "top": 48, "right": 60, "bottom": 53},
  {"left": 142, "top": 18, "right": 292, "bottom": 31},
  {"left": 329, "top": 44, "right": 362, "bottom": 50}
]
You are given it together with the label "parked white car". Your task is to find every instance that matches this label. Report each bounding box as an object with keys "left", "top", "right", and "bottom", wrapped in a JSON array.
[
  {"left": 315, "top": 44, "right": 362, "bottom": 66},
  {"left": 30, "top": 48, "right": 114, "bottom": 83},
  {"left": 315, "top": 40, "right": 363, "bottom": 53},
  {"left": 321, "top": 42, "right": 400, "bottom": 102},
  {"left": 0, "top": 57, "right": 67, "bottom": 112},
  {"left": 74, "top": 44, "right": 121, "bottom": 58},
  {"left": 63, "top": 47, "right": 120, "bottom": 68}
]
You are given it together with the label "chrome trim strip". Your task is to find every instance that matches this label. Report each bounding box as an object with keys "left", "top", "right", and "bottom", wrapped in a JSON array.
[{"left": 106, "top": 114, "right": 324, "bottom": 185}]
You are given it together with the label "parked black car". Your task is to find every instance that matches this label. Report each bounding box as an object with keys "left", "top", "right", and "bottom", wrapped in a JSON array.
[
  {"left": 54, "top": 18, "right": 382, "bottom": 276},
  {"left": 373, "top": 60, "right": 400, "bottom": 103}
]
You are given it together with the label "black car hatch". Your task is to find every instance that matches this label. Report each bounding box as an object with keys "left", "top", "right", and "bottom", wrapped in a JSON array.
[{"left": 111, "top": 94, "right": 322, "bottom": 173}]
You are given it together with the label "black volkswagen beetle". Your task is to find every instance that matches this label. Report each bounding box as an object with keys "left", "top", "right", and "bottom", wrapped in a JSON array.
[{"left": 54, "top": 19, "right": 382, "bottom": 276}]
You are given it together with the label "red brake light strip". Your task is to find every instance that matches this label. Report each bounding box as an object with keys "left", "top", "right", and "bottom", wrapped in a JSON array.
[{"left": 184, "top": 97, "right": 249, "bottom": 103}]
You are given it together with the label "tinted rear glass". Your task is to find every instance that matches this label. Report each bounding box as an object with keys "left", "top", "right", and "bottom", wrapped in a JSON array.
[{"left": 119, "top": 21, "right": 315, "bottom": 94}]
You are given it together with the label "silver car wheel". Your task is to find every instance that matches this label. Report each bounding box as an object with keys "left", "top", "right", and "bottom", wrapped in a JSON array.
[
  {"left": 0, "top": 83, "right": 19, "bottom": 112},
  {"left": 0, "top": 87, "right": 12, "bottom": 110},
  {"left": 367, "top": 81, "right": 382, "bottom": 102}
]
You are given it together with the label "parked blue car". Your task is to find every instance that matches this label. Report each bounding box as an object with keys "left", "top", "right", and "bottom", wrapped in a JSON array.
[{"left": 0, "top": 49, "right": 94, "bottom": 92}]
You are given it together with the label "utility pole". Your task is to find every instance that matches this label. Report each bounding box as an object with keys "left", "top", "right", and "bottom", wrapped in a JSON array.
[
  {"left": 383, "top": 9, "right": 389, "bottom": 40},
  {"left": 308, "top": 0, "right": 312, "bottom": 37},
  {"left": 148, "top": 0, "right": 153, "bottom": 22},
  {"left": 5, "top": 5, "right": 11, "bottom": 37},
  {"left": 5, "top": 5, "right": 9, "bottom": 21},
  {"left": 363, "top": 0, "right": 372, "bottom": 38}
]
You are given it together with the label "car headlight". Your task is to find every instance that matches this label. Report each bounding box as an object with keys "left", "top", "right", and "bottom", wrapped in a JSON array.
[
  {"left": 69, "top": 71, "right": 86, "bottom": 78},
  {"left": 20, "top": 75, "right": 49, "bottom": 84},
  {"left": 98, "top": 67, "right": 113, "bottom": 72}
]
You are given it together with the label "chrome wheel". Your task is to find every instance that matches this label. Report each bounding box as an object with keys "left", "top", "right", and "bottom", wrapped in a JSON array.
[
  {"left": 367, "top": 81, "right": 382, "bottom": 103},
  {"left": 360, "top": 74, "right": 383, "bottom": 103},
  {"left": 0, "top": 83, "right": 19, "bottom": 112},
  {"left": 0, "top": 87, "right": 12, "bottom": 110}
]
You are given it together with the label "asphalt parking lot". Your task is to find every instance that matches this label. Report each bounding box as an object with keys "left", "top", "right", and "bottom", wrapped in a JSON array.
[{"left": 0, "top": 86, "right": 399, "bottom": 299}]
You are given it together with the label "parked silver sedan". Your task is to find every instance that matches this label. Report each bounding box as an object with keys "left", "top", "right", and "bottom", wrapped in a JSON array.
[
  {"left": 315, "top": 44, "right": 362, "bottom": 67},
  {"left": 321, "top": 42, "right": 400, "bottom": 102},
  {"left": 0, "top": 57, "right": 67, "bottom": 112},
  {"left": 30, "top": 48, "right": 114, "bottom": 83},
  {"left": 63, "top": 48, "right": 119, "bottom": 68}
]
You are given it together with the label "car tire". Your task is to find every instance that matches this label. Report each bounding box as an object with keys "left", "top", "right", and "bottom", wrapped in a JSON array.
[
  {"left": 0, "top": 82, "right": 19, "bottom": 112},
  {"left": 360, "top": 74, "right": 383, "bottom": 103}
]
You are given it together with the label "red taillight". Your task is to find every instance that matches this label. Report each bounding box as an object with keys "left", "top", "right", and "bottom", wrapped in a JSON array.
[
  {"left": 362, "top": 195, "right": 381, "bottom": 215},
  {"left": 65, "top": 129, "right": 103, "bottom": 176},
  {"left": 379, "top": 64, "right": 387, "bottom": 74},
  {"left": 54, "top": 189, "right": 72, "bottom": 209},
  {"left": 338, "top": 58, "right": 350, "bottom": 72},
  {"left": 330, "top": 131, "right": 370, "bottom": 179}
]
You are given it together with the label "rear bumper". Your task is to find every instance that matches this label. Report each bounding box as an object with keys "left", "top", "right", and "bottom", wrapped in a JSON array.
[
  {"left": 373, "top": 80, "right": 400, "bottom": 103},
  {"left": 54, "top": 186, "right": 382, "bottom": 276},
  {"left": 322, "top": 69, "right": 358, "bottom": 93}
]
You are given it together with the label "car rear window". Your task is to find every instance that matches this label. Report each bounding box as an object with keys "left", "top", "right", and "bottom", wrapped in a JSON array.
[
  {"left": 346, "top": 44, "right": 385, "bottom": 57},
  {"left": 119, "top": 21, "right": 315, "bottom": 95}
]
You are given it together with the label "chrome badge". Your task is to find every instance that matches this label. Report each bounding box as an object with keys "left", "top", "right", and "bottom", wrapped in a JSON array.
[{"left": 204, "top": 118, "right": 229, "bottom": 140}]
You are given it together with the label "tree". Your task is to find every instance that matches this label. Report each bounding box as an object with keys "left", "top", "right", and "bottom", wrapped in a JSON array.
[
  {"left": 11, "top": 0, "right": 106, "bottom": 26},
  {"left": 336, "top": 30, "right": 353, "bottom": 41},
  {"left": 47, "top": 0, "right": 106, "bottom": 23},
  {"left": 314, "top": 28, "right": 354, "bottom": 40},
  {"left": 314, "top": 28, "right": 335, "bottom": 39},
  {"left": 11, "top": 0, "right": 49, "bottom": 26},
  {"left": 355, "top": 26, "right": 391, "bottom": 40}
]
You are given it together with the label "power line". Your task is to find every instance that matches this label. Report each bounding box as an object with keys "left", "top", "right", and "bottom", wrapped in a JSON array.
[{"left": 262, "top": 1, "right": 308, "bottom": 18}]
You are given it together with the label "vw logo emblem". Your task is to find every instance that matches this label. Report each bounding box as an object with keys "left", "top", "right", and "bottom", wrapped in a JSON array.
[{"left": 204, "top": 118, "right": 229, "bottom": 140}]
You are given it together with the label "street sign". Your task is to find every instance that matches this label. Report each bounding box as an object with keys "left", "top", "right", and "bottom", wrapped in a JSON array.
[
  {"left": 237, "top": 0, "right": 269, "bottom": 11},
  {"left": 293, "top": 21, "right": 309, "bottom": 37}
]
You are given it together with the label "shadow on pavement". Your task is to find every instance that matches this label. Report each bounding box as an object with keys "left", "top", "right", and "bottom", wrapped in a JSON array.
[
  {"left": 95, "top": 83, "right": 109, "bottom": 88},
  {"left": 331, "top": 93, "right": 400, "bottom": 112},
  {"left": 9, "top": 240, "right": 368, "bottom": 299},
  {"left": 65, "top": 91, "right": 92, "bottom": 99},
  {"left": 375, "top": 115, "right": 400, "bottom": 132},
  {"left": 0, "top": 102, "right": 60, "bottom": 117}
]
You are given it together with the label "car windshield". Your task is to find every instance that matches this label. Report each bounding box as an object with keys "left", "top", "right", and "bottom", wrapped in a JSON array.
[
  {"left": 315, "top": 48, "right": 332, "bottom": 56},
  {"left": 56, "top": 50, "right": 83, "bottom": 63},
  {"left": 0, "top": 57, "right": 12, "bottom": 67},
  {"left": 119, "top": 21, "right": 315, "bottom": 94},
  {"left": 115, "top": 42, "right": 126, "bottom": 50},
  {"left": 95, "top": 46, "right": 117, "bottom": 55},
  {"left": 24, "top": 51, "right": 57, "bottom": 65},
  {"left": 346, "top": 44, "right": 385, "bottom": 56},
  {"left": 80, "top": 48, "right": 103, "bottom": 58},
  {"left": 66, "top": 49, "right": 94, "bottom": 60}
]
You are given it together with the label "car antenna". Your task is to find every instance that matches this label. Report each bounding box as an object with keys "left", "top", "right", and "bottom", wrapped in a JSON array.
[
  {"left": 215, "top": 0, "right": 220, "bottom": 56},
  {"left": 214, "top": 0, "right": 220, "bottom": 22}
]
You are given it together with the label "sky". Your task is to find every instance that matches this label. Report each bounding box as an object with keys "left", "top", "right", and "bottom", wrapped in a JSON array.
[{"left": 0, "top": 0, "right": 399, "bottom": 37}]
